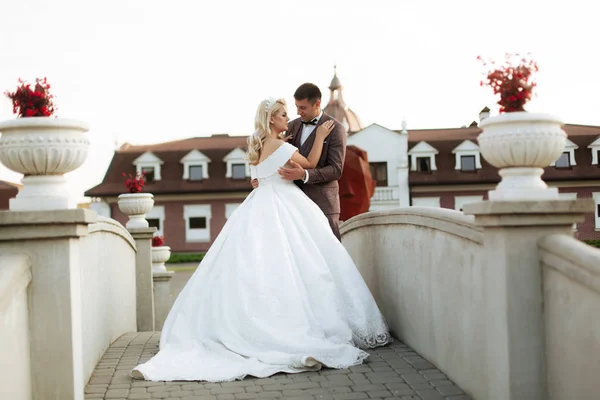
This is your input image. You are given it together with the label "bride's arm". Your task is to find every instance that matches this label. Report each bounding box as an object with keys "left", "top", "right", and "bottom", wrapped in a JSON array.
[{"left": 289, "top": 121, "right": 335, "bottom": 169}]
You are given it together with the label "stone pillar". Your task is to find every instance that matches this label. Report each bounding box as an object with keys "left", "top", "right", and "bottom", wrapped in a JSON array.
[
  {"left": 128, "top": 227, "right": 156, "bottom": 331},
  {"left": 0, "top": 209, "right": 97, "bottom": 400},
  {"left": 153, "top": 271, "right": 174, "bottom": 331},
  {"left": 463, "top": 199, "right": 592, "bottom": 400}
]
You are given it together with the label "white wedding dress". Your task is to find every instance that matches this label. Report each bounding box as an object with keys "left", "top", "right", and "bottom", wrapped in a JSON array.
[{"left": 132, "top": 142, "right": 391, "bottom": 382}]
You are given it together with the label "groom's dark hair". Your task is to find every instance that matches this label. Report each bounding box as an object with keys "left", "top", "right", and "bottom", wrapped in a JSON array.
[{"left": 294, "top": 83, "right": 322, "bottom": 104}]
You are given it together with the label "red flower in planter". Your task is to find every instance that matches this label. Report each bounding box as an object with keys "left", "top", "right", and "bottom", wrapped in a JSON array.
[
  {"left": 122, "top": 172, "right": 146, "bottom": 193},
  {"left": 152, "top": 235, "right": 165, "bottom": 247},
  {"left": 4, "top": 77, "right": 57, "bottom": 118},
  {"left": 478, "top": 53, "right": 538, "bottom": 113}
]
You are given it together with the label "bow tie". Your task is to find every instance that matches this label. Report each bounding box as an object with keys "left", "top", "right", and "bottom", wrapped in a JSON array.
[{"left": 302, "top": 118, "right": 318, "bottom": 126}]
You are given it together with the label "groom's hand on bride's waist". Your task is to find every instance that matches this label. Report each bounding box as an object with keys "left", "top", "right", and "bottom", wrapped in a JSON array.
[{"left": 278, "top": 160, "right": 306, "bottom": 182}]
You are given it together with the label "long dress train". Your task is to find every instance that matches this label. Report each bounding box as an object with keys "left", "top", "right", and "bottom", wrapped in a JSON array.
[{"left": 132, "top": 142, "right": 391, "bottom": 382}]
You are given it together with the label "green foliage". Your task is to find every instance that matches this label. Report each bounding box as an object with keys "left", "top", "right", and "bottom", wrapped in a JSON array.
[
  {"left": 166, "top": 253, "right": 205, "bottom": 264},
  {"left": 583, "top": 240, "right": 600, "bottom": 249}
]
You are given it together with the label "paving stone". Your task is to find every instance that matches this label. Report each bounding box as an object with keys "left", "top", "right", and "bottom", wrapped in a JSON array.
[
  {"left": 181, "top": 396, "right": 217, "bottom": 400},
  {"left": 105, "top": 389, "right": 129, "bottom": 398},
  {"left": 149, "top": 392, "right": 172, "bottom": 399},
  {"left": 366, "top": 390, "right": 392, "bottom": 398},
  {"left": 234, "top": 394, "right": 259, "bottom": 400},
  {"left": 171, "top": 391, "right": 194, "bottom": 397},
  {"left": 149, "top": 386, "right": 179, "bottom": 392},
  {"left": 409, "top": 383, "right": 434, "bottom": 390},
  {"left": 84, "top": 335, "right": 468, "bottom": 400},
  {"left": 400, "top": 374, "right": 428, "bottom": 385},
  {"left": 127, "top": 394, "right": 151, "bottom": 399},
  {"left": 434, "top": 385, "right": 463, "bottom": 396},
  {"left": 350, "top": 384, "right": 387, "bottom": 392},
  {"left": 209, "top": 388, "right": 245, "bottom": 395},
  {"left": 415, "top": 389, "right": 445, "bottom": 400},
  {"left": 332, "top": 393, "right": 368, "bottom": 400}
]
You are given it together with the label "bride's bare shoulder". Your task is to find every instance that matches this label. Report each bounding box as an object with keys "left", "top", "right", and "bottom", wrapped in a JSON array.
[{"left": 258, "top": 139, "right": 286, "bottom": 163}]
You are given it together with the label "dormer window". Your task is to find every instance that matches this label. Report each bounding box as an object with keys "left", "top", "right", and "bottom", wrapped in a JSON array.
[
  {"left": 587, "top": 136, "right": 600, "bottom": 165},
  {"left": 416, "top": 157, "right": 431, "bottom": 172},
  {"left": 181, "top": 150, "right": 211, "bottom": 180},
  {"left": 231, "top": 163, "right": 247, "bottom": 180},
  {"left": 452, "top": 140, "right": 482, "bottom": 171},
  {"left": 554, "top": 152, "right": 571, "bottom": 168},
  {"left": 408, "top": 141, "right": 438, "bottom": 172},
  {"left": 551, "top": 139, "right": 578, "bottom": 168},
  {"left": 189, "top": 165, "right": 204, "bottom": 181},
  {"left": 133, "top": 152, "right": 164, "bottom": 181},
  {"left": 141, "top": 167, "right": 155, "bottom": 182},
  {"left": 460, "top": 155, "right": 477, "bottom": 171},
  {"left": 223, "top": 148, "right": 250, "bottom": 179}
]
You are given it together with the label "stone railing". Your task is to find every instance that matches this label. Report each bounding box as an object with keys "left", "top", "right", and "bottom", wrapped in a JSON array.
[
  {"left": 0, "top": 209, "right": 142, "bottom": 400},
  {"left": 0, "top": 253, "right": 32, "bottom": 400},
  {"left": 539, "top": 234, "right": 600, "bottom": 400},
  {"left": 372, "top": 186, "right": 399, "bottom": 202},
  {"left": 341, "top": 207, "right": 487, "bottom": 398},
  {"left": 341, "top": 200, "right": 593, "bottom": 400},
  {"left": 80, "top": 216, "right": 137, "bottom": 381}
]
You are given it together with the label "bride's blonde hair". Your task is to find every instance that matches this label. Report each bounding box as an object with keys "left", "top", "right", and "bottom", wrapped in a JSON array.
[{"left": 247, "top": 98, "right": 286, "bottom": 165}]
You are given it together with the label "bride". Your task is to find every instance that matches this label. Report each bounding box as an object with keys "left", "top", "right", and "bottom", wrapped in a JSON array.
[{"left": 131, "top": 97, "right": 391, "bottom": 382}]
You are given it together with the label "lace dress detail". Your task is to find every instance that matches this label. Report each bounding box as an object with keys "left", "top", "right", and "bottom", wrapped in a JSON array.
[{"left": 132, "top": 142, "right": 391, "bottom": 382}]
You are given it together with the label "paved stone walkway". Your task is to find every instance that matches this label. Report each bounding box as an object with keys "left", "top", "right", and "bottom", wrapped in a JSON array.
[{"left": 85, "top": 332, "right": 470, "bottom": 400}]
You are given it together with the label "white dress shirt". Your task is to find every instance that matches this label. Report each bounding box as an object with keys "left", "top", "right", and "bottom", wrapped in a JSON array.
[{"left": 300, "top": 111, "right": 323, "bottom": 146}]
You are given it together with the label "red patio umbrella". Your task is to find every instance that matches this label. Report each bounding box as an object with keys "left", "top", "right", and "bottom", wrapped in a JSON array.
[{"left": 338, "top": 145, "right": 375, "bottom": 221}]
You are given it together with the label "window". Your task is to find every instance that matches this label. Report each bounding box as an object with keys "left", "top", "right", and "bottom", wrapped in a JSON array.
[
  {"left": 232, "top": 164, "right": 246, "bottom": 180},
  {"left": 551, "top": 139, "right": 578, "bottom": 167},
  {"left": 588, "top": 137, "right": 600, "bottom": 165},
  {"left": 369, "top": 162, "right": 388, "bottom": 187},
  {"left": 460, "top": 155, "right": 476, "bottom": 171},
  {"left": 189, "top": 165, "right": 203, "bottom": 181},
  {"left": 145, "top": 205, "right": 165, "bottom": 236},
  {"left": 416, "top": 157, "right": 431, "bottom": 172},
  {"left": 147, "top": 218, "right": 160, "bottom": 230},
  {"left": 141, "top": 167, "right": 155, "bottom": 182},
  {"left": 183, "top": 204, "right": 212, "bottom": 242},
  {"left": 189, "top": 217, "right": 207, "bottom": 229},
  {"left": 133, "top": 151, "right": 163, "bottom": 181},
  {"left": 594, "top": 193, "right": 600, "bottom": 231},
  {"left": 224, "top": 148, "right": 249, "bottom": 179},
  {"left": 554, "top": 152, "right": 570, "bottom": 168},
  {"left": 452, "top": 140, "right": 482, "bottom": 171},
  {"left": 408, "top": 141, "right": 438, "bottom": 171},
  {"left": 181, "top": 150, "right": 211, "bottom": 180}
]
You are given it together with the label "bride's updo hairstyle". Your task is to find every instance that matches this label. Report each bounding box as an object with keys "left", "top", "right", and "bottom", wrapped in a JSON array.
[{"left": 247, "top": 97, "right": 286, "bottom": 165}]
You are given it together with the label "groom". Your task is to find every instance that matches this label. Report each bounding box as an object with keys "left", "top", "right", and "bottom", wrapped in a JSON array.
[{"left": 275, "top": 83, "right": 347, "bottom": 240}]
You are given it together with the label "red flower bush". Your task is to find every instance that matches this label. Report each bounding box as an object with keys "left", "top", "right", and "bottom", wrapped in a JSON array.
[
  {"left": 152, "top": 235, "right": 165, "bottom": 247},
  {"left": 123, "top": 172, "right": 146, "bottom": 193},
  {"left": 478, "top": 53, "right": 538, "bottom": 113},
  {"left": 4, "top": 77, "right": 56, "bottom": 118}
]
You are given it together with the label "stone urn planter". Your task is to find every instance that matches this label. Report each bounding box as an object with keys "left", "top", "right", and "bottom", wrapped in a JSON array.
[
  {"left": 478, "top": 112, "right": 567, "bottom": 200},
  {"left": 151, "top": 245, "right": 171, "bottom": 273},
  {"left": 0, "top": 117, "right": 90, "bottom": 211},
  {"left": 117, "top": 193, "right": 154, "bottom": 229}
]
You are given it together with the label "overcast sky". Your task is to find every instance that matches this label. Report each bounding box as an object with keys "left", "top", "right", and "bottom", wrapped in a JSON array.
[{"left": 0, "top": 0, "right": 598, "bottom": 201}]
